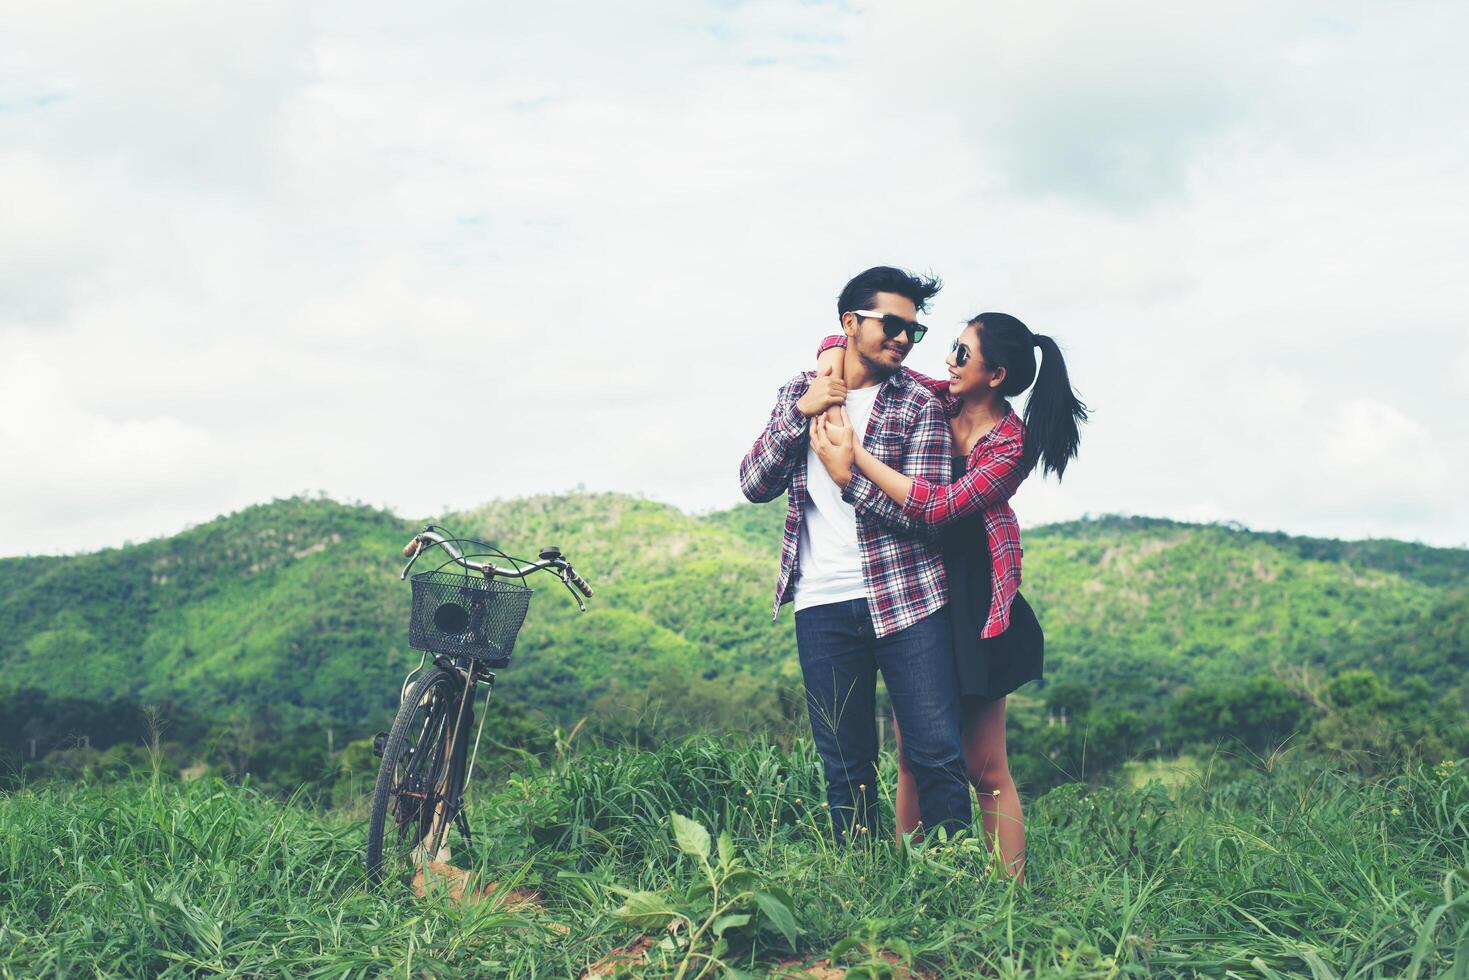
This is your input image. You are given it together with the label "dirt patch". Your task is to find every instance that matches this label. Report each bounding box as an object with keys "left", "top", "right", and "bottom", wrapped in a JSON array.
[
  {"left": 412, "top": 861, "right": 569, "bottom": 934},
  {"left": 293, "top": 533, "right": 342, "bottom": 559},
  {"left": 581, "top": 934, "right": 662, "bottom": 979},
  {"left": 1100, "top": 535, "right": 1180, "bottom": 570},
  {"left": 773, "top": 951, "right": 933, "bottom": 979},
  {"left": 580, "top": 937, "right": 932, "bottom": 979},
  {"left": 771, "top": 957, "right": 849, "bottom": 978},
  {"left": 580, "top": 921, "right": 684, "bottom": 978}
]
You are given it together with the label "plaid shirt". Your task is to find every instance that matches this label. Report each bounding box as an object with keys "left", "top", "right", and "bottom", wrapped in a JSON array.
[
  {"left": 818, "top": 336, "right": 1033, "bottom": 638},
  {"left": 738, "top": 369, "right": 951, "bottom": 638}
]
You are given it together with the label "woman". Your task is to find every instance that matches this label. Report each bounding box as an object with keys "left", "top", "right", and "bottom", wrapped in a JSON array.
[{"left": 809, "top": 312, "right": 1086, "bottom": 879}]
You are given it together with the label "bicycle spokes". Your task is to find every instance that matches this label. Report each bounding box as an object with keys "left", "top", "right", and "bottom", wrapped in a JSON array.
[{"left": 371, "top": 674, "right": 467, "bottom": 877}]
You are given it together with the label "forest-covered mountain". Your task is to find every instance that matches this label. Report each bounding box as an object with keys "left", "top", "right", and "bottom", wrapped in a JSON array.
[
  {"left": 2, "top": 492, "right": 1465, "bottom": 731},
  {"left": 5, "top": 495, "right": 1466, "bottom": 976}
]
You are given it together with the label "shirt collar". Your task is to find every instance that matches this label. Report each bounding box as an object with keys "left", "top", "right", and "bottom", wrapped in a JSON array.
[
  {"left": 969, "top": 404, "right": 1021, "bottom": 450},
  {"left": 881, "top": 369, "right": 910, "bottom": 392}
]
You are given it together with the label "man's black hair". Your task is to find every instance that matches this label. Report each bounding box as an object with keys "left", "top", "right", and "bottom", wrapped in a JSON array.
[{"left": 836, "top": 266, "right": 943, "bottom": 318}]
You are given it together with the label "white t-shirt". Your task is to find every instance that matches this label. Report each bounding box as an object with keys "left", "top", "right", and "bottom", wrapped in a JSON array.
[{"left": 793, "top": 382, "right": 881, "bottom": 612}]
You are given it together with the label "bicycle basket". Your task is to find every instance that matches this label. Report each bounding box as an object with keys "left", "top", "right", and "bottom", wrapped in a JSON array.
[{"left": 408, "top": 570, "right": 533, "bottom": 666}]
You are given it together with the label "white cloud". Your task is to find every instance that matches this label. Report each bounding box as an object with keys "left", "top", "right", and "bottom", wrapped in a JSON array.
[
  {"left": 0, "top": 342, "right": 232, "bottom": 551},
  {"left": 855, "top": 1, "right": 1289, "bottom": 210},
  {"left": 1316, "top": 399, "right": 1450, "bottom": 517},
  {"left": 1, "top": 1, "right": 1466, "bottom": 555}
]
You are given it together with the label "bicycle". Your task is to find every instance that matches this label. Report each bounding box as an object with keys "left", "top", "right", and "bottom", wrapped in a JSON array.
[{"left": 364, "top": 523, "right": 593, "bottom": 887}]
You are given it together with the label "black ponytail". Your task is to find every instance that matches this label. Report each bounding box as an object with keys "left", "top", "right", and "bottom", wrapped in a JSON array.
[{"left": 972, "top": 313, "right": 1088, "bottom": 480}]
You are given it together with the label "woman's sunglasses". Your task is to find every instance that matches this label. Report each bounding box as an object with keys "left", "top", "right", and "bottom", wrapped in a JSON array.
[
  {"left": 950, "top": 339, "right": 973, "bottom": 367},
  {"left": 851, "top": 310, "right": 928, "bottom": 343}
]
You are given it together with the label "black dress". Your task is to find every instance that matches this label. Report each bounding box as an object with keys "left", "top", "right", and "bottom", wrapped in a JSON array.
[{"left": 942, "top": 454, "right": 1045, "bottom": 701}]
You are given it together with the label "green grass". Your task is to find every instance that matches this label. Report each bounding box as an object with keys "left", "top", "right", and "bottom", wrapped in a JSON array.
[
  {"left": 1119, "top": 755, "right": 1203, "bottom": 792},
  {"left": 3, "top": 741, "right": 1466, "bottom": 977}
]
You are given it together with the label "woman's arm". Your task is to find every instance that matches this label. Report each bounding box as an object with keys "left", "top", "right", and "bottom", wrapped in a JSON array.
[
  {"left": 810, "top": 408, "right": 945, "bottom": 543},
  {"left": 850, "top": 429, "right": 1030, "bottom": 526},
  {"left": 905, "top": 368, "right": 951, "bottom": 397},
  {"left": 851, "top": 443, "right": 916, "bottom": 505},
  {"left": 816, "top": 335, "right": 950, "bottom": 397},
  {"left": 816, "top": 336, "right": 846, "bottom": 425}
]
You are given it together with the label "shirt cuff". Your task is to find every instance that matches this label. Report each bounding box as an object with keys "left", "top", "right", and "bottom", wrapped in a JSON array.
[
  {"left": 841, "top": 471, "right": 878, "bottom": 509},
  {"left": 817, "top": 334, "right": 847, "bottom": 355},
  {"left": 781, "top": 386, "right": 811, "bottom": 436},
  {"left": 901, "top": 477, "right": 934, "bottom": 518}
]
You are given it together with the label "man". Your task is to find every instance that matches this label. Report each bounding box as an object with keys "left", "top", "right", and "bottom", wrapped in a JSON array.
[{"left": 739, "top": 265, "right": 970, "bottom": 844}]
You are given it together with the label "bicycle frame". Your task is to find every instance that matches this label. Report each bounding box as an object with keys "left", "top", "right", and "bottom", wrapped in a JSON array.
[
  {"left": 417, "top": 659, "right": 485, "bottom": 866},
  {"left": 369, "top": 524, "right": 591, "bottom": 879}
]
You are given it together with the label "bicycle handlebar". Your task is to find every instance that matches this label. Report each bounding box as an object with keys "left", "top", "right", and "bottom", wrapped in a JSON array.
[
  {"left": 565, "top": 567, "right": 594, "bottom": 598},
  {"left": 400, "top": 528, "right": 594, "bottom": 604}
]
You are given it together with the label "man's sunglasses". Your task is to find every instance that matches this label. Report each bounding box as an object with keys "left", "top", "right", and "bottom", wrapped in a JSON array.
[
  {"left": 950, "top": 339, "right": 973, "bottom": 367},
  {"left": 851, "top": 310, "right": 928, "bottom": 343}
]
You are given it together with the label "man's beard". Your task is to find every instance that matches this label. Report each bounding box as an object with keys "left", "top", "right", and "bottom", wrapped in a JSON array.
[{"left": 858, "top": 347, "right": 901, "bottom": 380}]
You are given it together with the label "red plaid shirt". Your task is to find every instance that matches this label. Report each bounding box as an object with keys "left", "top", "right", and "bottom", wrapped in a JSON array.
[
  {"left": 738, "top": 369, "right": 952, "bottom": 638},
  {"left": 817, "top": 336, "right": 1033, "bottom": 638}
]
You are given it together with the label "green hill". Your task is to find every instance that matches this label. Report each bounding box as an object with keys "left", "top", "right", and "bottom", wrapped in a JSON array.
[
  {"left": 2, "top": 493, "right": 1465, "bottom": 734},
  {"left": 6, "top": 491, "right": 1464, "bottom": 969},
  {"left": 1020, "top": 517, "right": 1468, "bottom": 708}
]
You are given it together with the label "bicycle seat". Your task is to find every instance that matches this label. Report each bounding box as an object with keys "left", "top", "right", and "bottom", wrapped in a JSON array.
[{"left": 539, "top": 546, "right": 562, "bottom": 561}]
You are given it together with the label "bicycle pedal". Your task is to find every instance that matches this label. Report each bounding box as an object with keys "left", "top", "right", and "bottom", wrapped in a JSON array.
[{"left": 371, "top": 732, "right": 389, "bottom": 757}]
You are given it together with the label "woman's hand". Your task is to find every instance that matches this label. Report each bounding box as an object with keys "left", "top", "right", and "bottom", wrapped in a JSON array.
[{"left": 811, "top": 408, "right": 857, "bottom": 488}]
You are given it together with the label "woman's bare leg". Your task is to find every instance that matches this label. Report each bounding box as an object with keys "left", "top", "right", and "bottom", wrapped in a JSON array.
[
  {"left": 891, "top": 712, "right": 922, "bottom": 841},
  {"left": 963, "top": 696, "right": 1025, "bottom": 880}
]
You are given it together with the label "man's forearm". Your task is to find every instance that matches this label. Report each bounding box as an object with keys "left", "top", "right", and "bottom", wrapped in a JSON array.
[{"left": 739, "top": 392, "right": 809, "bottom": 502}]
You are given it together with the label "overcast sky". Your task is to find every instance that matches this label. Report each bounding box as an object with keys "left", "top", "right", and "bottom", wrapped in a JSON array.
[{"left": 3, "top": 1, "right": 1466, "bottom": 557}]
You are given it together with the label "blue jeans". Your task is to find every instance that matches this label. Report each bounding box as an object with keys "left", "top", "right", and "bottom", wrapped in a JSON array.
[{"left": 793, "top": 599, "right": 970, "bottom": 844}]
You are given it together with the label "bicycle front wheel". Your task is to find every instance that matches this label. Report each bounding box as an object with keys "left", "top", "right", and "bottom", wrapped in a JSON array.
[{"left": 365, "top": 665, "right": 472, "bottom": 887}]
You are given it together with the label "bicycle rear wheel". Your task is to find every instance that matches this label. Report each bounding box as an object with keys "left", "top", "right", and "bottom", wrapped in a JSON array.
[{"left": 365, "top": 666, "right": 472, "bottom": 887}]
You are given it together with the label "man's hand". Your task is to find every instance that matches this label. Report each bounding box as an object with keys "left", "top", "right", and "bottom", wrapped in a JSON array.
[
  {"left": 797, "top": 363, "right": 847, "bottom": 417},
  {"left": 811, "top": 409, "right": 857, "bottom": 488}
]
